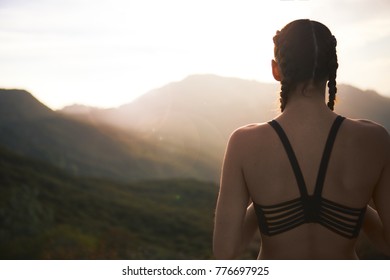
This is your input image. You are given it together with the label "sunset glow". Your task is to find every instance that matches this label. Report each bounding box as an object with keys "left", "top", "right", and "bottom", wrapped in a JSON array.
[{"left": 0, "top": 0, "right": 389, "bottom": 109}]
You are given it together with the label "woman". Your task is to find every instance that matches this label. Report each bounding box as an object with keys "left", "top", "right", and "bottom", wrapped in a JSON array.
[{"left": 213, "top": 19, "right": 390, "bottom": 259}]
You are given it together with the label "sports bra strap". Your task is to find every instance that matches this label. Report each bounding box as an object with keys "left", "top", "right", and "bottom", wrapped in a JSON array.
[
  {"left": 314, "top": 116, "right": 345, "bottom": 196},
  {"left": 268, "top": 120, "right": 309, "bottom": 198},
  {"left": 268, "top": 116, "right": 345, "bottom": 198}
]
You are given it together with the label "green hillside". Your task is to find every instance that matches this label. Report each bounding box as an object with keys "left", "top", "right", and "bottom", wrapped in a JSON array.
[{"left": 0, "top": 146, "right": 218, "bottom": 259}]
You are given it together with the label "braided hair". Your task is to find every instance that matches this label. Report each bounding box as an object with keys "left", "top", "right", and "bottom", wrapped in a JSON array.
[{"left": 273, "top": 20, "right": 338, "bottom": 112}]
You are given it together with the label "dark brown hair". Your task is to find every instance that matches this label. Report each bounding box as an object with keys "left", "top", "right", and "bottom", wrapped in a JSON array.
[{"left": 273, "top": 19, "right": 338, "bottom": 112}]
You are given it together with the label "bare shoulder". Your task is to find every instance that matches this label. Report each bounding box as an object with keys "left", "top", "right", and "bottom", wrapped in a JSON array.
[
  {"left": 225, "top": 122, "right": 273, "bottom": 158},
  {"left": 344, "top": 118, "right": 389, "bottom": 141},
  {"left": 343, "top": 118, "right": 390, "bottom": 156},
  {"left": 228, "top": 122, "right": 272, "bottom": 145}
]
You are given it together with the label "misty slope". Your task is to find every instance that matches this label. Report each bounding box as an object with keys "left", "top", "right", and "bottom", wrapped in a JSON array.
[
  {"left": 336, "top": 84, "right": 390, "bottom": 128},
  {"left": 63, "top": 75, "right": 280, "bottom": 164},
  {"left": 62, "top": 74, "right": 390, "bottom": 166},
  {"left": 0, "top": 89, "right": 218, "bottom": 181}
]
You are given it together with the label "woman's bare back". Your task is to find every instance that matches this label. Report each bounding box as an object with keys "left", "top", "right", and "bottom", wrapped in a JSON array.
[{"left": 236, "top": 115, "right": 388, "bottom": 259}]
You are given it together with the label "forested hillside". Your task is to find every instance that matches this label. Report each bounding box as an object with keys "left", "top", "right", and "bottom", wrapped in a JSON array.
[{"left": 0, "top": 146, "right": 218, "bottom": 259}]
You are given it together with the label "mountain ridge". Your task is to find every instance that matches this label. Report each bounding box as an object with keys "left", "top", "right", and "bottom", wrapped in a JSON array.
[
  {"left": 59, "top": 74, "right": 390, "bottom": 131},
  {"left": 0, "top": 88, "right": 218, "bottom": 181},
  {"left": 58, "top": 74, "right": 390, "bottom": 168},
  {"left": 1, "top": 75, "right": 390, "bottom": 183},
  {"left": 59, "top": 75, "right": 390, "bottom": 114},
  {"left": 0, "top": 89, "right": 54, "bottom": 123}
]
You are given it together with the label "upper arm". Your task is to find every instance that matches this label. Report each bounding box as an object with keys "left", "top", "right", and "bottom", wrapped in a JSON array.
[
  {"left": 213, "top": 129, "right": 250, "bottom": 259},
  {"left": 373, "top": 127, "right": 390, "bottom": 246}
]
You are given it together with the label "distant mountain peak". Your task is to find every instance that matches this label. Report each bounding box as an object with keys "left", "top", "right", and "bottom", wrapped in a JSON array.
[
  {"left": 60, "top": 104, "right": 99, "bottom": 115},
  {"left": 0, "top": 88, "right": 53, "bottom": 122}
]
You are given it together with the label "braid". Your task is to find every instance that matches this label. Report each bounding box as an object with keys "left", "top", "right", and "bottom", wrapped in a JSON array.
[
  {"left": 274, "top": 33, "right": 297, "bottom": 112},
  {"left": 279, "top": 63, "right": 296, "bottom": 112},
  {"left": 327, "top": 36, "right": 338, "bottom": 111},
  {"left": 327, "top": 69, "right": 337, "bottom": 111},
  {"left": 280, "top": 80, "right": 289, "bottom": 112}
]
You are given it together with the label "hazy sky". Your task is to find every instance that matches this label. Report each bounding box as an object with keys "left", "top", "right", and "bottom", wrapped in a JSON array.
[{"left": 1, "top": 0, "right": 389, "bottom": 109}]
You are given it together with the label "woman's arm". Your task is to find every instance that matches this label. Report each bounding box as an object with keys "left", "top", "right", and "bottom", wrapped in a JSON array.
[
  {"left": 240, "top": 203, "right": 259, "bottom": 253},
  {"left": 362, "top": 205, "right": 390, "bottom": 255},
  {"left": 369, "top": 128, "right": 390, "bottom": 255},
  {"left": 213, "top": 129, "right": 257, "bottom": 259}
]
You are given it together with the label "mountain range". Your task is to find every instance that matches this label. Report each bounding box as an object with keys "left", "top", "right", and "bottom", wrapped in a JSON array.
[
  {"left": 0, "top": 88, "right": 217, "bottom": 182},
  {"left": 2, "top": 75, "right": 390, "bottom": 183},
  {"left": 61, "top": 74, "right": 390, "bottom": 180}
]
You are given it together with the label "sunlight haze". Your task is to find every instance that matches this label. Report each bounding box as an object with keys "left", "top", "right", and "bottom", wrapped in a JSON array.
[{"left": 0, "top": 0, "right": 389, "bottom": 109}]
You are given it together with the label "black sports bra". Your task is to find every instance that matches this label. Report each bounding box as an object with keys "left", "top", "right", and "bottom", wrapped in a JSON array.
[{"left": 253, "top": 116, "right": 367, "bottom": 239}]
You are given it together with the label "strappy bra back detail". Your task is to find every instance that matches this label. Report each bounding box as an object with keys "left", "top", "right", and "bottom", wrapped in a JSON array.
[{"left": 253, "top": 116, "right": 367, "bottom": 238}]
